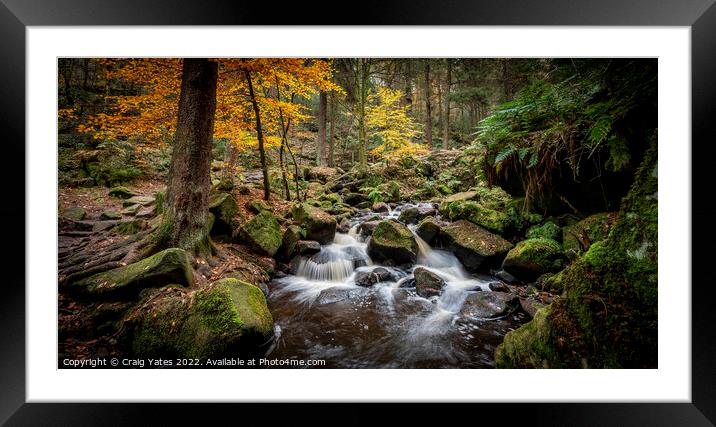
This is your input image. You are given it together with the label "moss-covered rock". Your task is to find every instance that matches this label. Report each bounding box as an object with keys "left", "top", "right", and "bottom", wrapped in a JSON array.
[
  {"left": 398, "top": 206, "right": 438, "bottom": 225},
  {"left": 441, "top": 200, "right": 512, "bottom": 235},
  {"left": 68, "top": 248, "right": 193, "bottom": 299},
  {"left": 247, "top": 199, "right": 271, "bottom": 214},
  {"left": 439, "top": 220, "right": 513, "bottom": 271},
  {"left": 236, "top": 211, "right": 282, "bottom": 257},
  {"left": 367, "top": 220, "right": 418, "bottom": 265},
  {"left": 319, "top": 192, "right": 343, "bottom": 206},
  {"left": 214, "top": 178, "right": 235, "bottom": 192},
  {"left": 100, "top": 210, "right": 122, "bottom": 220},
  {"left": 416, "top": 216, "right": 441, "bottom": 245},
  {"left": 291, "top": 203, "right": 336, "bottom": 245},
  {"left": 63, "top": 206, "right": 86, "bottom": 221},
  {"left": 208, "top": 192, "right": 240, "bottom": 237},
  {"left": 526, "top": 221, "right": 562, "bottom": 242},
  {"left": 108, "top": 186, "right": 139, "bottom": 199},
  {"left": 495, "top": 138, "right": 658, "bottom": 368},
  {"left": 278, "top": 225, "right": 304, "bottom": 260},
  {"left": 502, "top": 238, "right": 566, "bottom": 282},
  {"left": 562, "top": 212, "right": 617, "bottom": 254},
  {"left": 121, "top": 204, "right": 141, "bottom": 215},
  {"left": 128, "top": 278, "right": 273, "bottom": 359}
]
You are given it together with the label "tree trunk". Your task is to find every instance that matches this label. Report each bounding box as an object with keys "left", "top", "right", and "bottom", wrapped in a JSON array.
[
  {"left": 328, "top": 92, "right": 337, "bottom": 167},
  {"left": 317, "top": 90, "right": 327, "bottom": 166},
  {"left": 154, "top": 58, "right": 217, "bottom": 256},
  {"left": 424, "top": 60, "right": 433, "bottom": 149},
  {"left": 443, "top": 59, "right": 451, "bottom": 150},
  {"left": 244, "top": 69, "right": 271, "bottom": 201}
]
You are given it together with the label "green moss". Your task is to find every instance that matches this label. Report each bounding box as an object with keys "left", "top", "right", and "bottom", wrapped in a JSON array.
[
  {"left": 71, "top": 248, "right": 193, "bottom": 299},
  {"left": 237, "top": 211, "right": 282, "bottom": 257},
  {"left": 113, "top": 219, "right": 144, "bottom": 235},
  {"left": 291, "top": 203, "right": 336, "bottom": 245},
  {"left": 247, "top": 199, "right": 271, "bottom": 214},
  {"left": 100, "top": 210, "right": 122, "bottom": 220},
  {"left": 208, "top": 192, "right": 239, "bottom": 236},
  {"left": 495, "top": 305, "right": 560, "bottom": 368},
  {"left": 443, "top": 200, "right": 512, "bottom": 235},
  {"left": 153, "top": 190, "right": 165, "bottom": 215},
  {"left": 562, "top": 212, "right": 617, "bottom": 253},
  {"left": 495, "top": 137, "right": 658, "bottom": 368},
  {"left": 526, "top": 221, "right": 562, "bottom": 242},
  {"left": 502, "top": 238, "right": 565, "bottom": 282},
  {"left": 108, "top": 186, "right": 138, "bottom": 199},
  {"left": 367, "top": 220, "right": 418, "bottom": 264},
  {"left": 63, "top": 206, "right": 86, "bottom": 221}
]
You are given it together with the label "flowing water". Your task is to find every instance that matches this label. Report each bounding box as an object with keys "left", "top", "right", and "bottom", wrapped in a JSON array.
[{"left": 266, "top": 204, "right": 528, "bottom": 368}]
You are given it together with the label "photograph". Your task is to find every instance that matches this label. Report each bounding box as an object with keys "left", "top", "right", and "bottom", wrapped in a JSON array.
[{"left": 56, "top": 57, "right": 658, "bottom": 369}]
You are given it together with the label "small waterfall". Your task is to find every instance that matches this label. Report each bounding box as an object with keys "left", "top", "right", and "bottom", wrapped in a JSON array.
[{"left": 292, "top": 233, "right": 371, "bottom": 283}]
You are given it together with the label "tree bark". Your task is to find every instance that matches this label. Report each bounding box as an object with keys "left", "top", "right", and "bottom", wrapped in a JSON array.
[
  {"left": 317, "top": 90, "right": 327, "bottom": 166},
  {"left": 244, "top": 68, "right": 271, "bottom": 201},
  {"left": 424, "top": 60, "right": 433, "bottom": 149},
  {"left": 443, "top": 59, "right": 451, "bottom": 150},
  {"left": 328, "top": 92, "right": 337, "bottom": 167},
  {"left": 154, "top": 58, "right": 217, "bottom": 255}
]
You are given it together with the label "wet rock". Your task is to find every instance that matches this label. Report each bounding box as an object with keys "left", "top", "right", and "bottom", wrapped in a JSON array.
[
  {"left": 341, "top": 246, "right": 370, "bottom": 268},
  {"left": 460, "top": 291, "right": 519, "bottom": 319},
  {"left": 291, "top": 203, "right": 336, "bottom": 245},
  {"left": 502, "top": 238, "right": 566, "bottom": 282},
  {"left": 354, "top": 267, "right": 397, "bottom": 287},
  {"left": 495, "top": 269, "right": 521, "bottom": 284},
  {"left": 413, "top": 267, "right": 446, "bottom": 298},
  {"left": 372, "top": 202, "right": 390, "bottom": 213},
  {"left": 439, "top": 220, "right": 513, "bottom": 271},
  {"left": 315, "top": 287, "right": 368, "bottom": 305},
  {"left": 63, "top": 206, "right": 86, "bottom": 221},
  {"left": 416, "top": 216, "right": 441, "bottom": 244},
  {"left": 92, "top": 220, "right": 119, "bottom": 232},
  {"left": 67, "top": 248, "right": 193, "bottom": 299},
  {"left": 489, "top": 281, "right": 511, "bottom": 293},
  {"left": 237, "top": 211, "right": 283, "bottom": 257},
  {"left": 367, "top": 220, "right": 418, "bottom": 265},
  {"left": 297, "top": 240, "right": 321, "bottom": 256},
  {"left": 337, "top": 218, "right": 351, "bottom": 233},
  {"left": 398, "top": 206, "right": 438, "bottom": 225},
  {"left": 358, "top": 220, "right": 380, "bottom": 237}
]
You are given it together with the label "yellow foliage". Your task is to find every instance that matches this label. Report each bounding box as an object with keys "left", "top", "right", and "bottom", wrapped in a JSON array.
[{"left": 366, "top": 87, "right": 425, "bottom": 162}]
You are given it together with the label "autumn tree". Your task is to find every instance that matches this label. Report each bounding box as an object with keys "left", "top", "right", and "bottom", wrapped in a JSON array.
[
  {"left": 152, "top": 58, "right": 217, "bottom": 255},
  {"left": 366, "top": 87, "right": 425, "bottom": 164}
]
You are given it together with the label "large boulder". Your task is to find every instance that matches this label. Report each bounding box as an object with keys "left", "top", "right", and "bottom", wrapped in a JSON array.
[
  {"left": 291, "top": 203, "right": 336, "bottom": 245},
  {"left": 413, "top": 267, "right": 446, "bottom": 298},
  {"left": 367, "top": 220, "right": 418, "bottom": 265},
  {"left": 128, "top": 278, "right": 274, "bottom": 359},
  {"left": 562, "top": 212, "right": 617, "bottom": 254},
  {"left": 277, "top": 225, "right": 303, "bottom": 260},
  {"left": 496, "top": 140, "right": 658, "bottom": 368},
  {"left": 460, "top": 291, "right": 519, "bottom": 318},
  {"left": 502, "top": 238, "right": 566, "bottom": 282},
  {"left": 440, "top": 200, "right": 512, "bottom": 235},
  {"left": 415, "top": 216, "right": 441, "bottom": 244},
  {"left": 68, "top": 248, "right": 193, "bottom": 299},
  {"left": 208, "top": 192, "right": 240, "bottom": 237},
  {"left": 439, "top": 220, "right": 513, "bottom": 271},
  {"left": 237, "top": 211, "right": 282, "bottom": 257},
  {"left": 246, "top": 199, "right": 271, "bottom": 214}
]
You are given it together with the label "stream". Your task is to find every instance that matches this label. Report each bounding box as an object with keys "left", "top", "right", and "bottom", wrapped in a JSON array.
[{"left": 265, "top": 204, "right": 528, "bottom": 368}]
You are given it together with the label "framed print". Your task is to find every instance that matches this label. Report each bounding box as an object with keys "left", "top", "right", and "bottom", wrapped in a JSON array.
[{"left": 3, "top": 0, "right": 715, "bottom": 424}]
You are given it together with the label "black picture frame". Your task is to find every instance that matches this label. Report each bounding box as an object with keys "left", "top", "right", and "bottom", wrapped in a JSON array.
[{"left": 2, "top": 0, "right": 714, "bottom": 424}]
